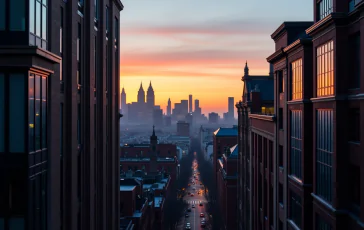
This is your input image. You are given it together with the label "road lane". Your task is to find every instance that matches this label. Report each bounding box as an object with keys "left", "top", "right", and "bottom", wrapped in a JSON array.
[{"left": 176, "top": 158, "right": 210, "bottom": 230}]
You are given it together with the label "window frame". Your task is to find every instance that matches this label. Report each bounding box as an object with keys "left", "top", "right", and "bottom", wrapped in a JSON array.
[
  {"left": 316, "top": 40, "right": 334, "bottom": 97},
  {"left": 291, "top": 59, "right": 303, "bottom": 100},
  {"left": 29, "top": 0, "right": 48, "bottom": 49},
  {"left": 290, "top": 110, "right": 302, "bottom": 180}
]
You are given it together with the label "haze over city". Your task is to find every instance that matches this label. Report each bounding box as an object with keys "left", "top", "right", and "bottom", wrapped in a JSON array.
[{"left": 119, "top": 0, "right": 312, "bottom": 114}]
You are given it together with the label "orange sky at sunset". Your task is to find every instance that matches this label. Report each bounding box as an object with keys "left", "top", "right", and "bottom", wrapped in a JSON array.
[{"left": 119, "top": 0, "right": 312, "bottom": 116}]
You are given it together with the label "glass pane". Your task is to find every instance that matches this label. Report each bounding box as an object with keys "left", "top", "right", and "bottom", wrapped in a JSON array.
[
  {"left": 9, "top": 218, "right": 25, "bottom": 230},
  {"left": 0, "top": 0, "right": 5, "bottom": 30},
  {"left": 35, "top": 75, "right": 41, "bottom": 150},
  {"left": 10, "top": 0, "right": 25, "bottom": 31},
  {"left": 9, "top": 74, "right": 25, "bottom": 153},
  {"left": 36, "top": 1, "right": 41, "bottom": 36},
  {"left": 42, "top": 0, "right": 46, "bottom": 6},
  {"left": 42, "top": 77, "right": 47, "bottom": 148},
  {"left": 29, "top": 75, "right": 35, "bottom": 152},
  {"left": 29, "top": 0, "right": 35, "bottom": 33},
  {"left": 0, "top": 74, "right": 4, "bottom": 152},
  {"left": 42, "top": 5, "right": 46, "bottom": 39}
]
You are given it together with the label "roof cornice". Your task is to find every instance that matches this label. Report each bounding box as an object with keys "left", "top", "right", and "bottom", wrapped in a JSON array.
[
  {"left": 306, "top": 13, "right": 347, "bottom": 36},
  {"left": 113, "top": 0, "right": 124, "bottom": 11},
  {"left": 266, "top": 48, "right": 285, "bottom": 63},
  {"left": 283, "top": 38, "right": 312, "bottom": 53}
]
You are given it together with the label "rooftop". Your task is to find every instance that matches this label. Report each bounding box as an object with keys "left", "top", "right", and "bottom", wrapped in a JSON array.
[
  {"left": 213, "top": 127, "right": 238, "bottom": 137},
  {"left": 120, "top": 185, "right": 136, "bottom": 191},
  {"left": 154, "top": 196, "right": 163, "bottom": 208}
]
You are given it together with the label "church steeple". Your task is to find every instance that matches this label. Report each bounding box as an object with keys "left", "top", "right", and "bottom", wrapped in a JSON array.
[
  {"left": 150, "top": 125, "right": 158, "bottom": 153},
  {"left": 137, "top": 82, "right": 145, "bottom": 103},
  {"left": 244, "top": 61, "right": 249, "bottom": 76},
  {"left": 146, "top": 81, "right": 155, "bottom": 108}
]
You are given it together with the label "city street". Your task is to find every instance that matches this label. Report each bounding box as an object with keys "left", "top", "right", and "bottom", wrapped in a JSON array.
[{"left": 176, "top": 156, "right": 211, "bottom": 230}]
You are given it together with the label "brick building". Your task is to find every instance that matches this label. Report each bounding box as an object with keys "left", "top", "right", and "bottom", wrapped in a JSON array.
[
  {"left": 120, "top": 127, "right": 180, "bottom": 182},
  {"left": 0, "top": 0, "right": 123, "bottom": 230},
  {"left": 236, "top": 64, "right": 275, "bottom": 230},
  {"left": 216, "top": 144, "right": 238, "bottom": 230},
  {"left": 237, "top": 1, "right": 364, "bottom": 230},
  {"left": 212, "top": 126, "right": 238, "bottom": 184}
]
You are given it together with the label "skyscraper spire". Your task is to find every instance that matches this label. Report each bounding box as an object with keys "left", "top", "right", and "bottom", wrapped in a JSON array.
[
  {"left": 139, "top": 81, "right": 143, "bottom": 90},
  {"left": 244, "top": 61, "right": 249, "bottom": 76}
]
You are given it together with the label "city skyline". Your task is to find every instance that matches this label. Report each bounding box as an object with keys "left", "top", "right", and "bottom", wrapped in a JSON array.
[
  {"left": 121, "top": 82, "right": 235, "bottom": 116},
  {"left": 119, "top": 0, "right": 313, "bottom": 114}
]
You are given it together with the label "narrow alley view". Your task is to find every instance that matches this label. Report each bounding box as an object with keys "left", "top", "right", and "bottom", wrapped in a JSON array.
[{"left": 174, "top": 138, "right": 222, "bottom": 230}]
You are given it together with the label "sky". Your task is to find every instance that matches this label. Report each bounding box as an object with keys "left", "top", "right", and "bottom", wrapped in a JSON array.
[{"left": 119, "top": 0, "right": 313, "bottom": 116}]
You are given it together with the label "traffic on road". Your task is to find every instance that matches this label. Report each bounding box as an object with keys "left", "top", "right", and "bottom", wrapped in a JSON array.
[{"left": 176, "top": 153, "right": 211, "bottom": 230}]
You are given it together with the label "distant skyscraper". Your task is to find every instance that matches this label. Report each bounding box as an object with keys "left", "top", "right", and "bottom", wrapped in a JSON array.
[
  {"left": 228, "top": 97, "right": 234, "bottom": 119},
  {"left": 137, "top": 82, "right": 145, "bottom": 104},
  {"left": 189, "top": 94, "right": 193, "bottom": 113},
  {"left": 147, "top": 81, "right": 155, "bottom": 109},
  {"left": 167, "top": 98, "right": 171, "bottom": 116},
  {"left": 181, "top": 100, "right": 188, "bottom": 115},
  {"left": 121, "top": 87, "right": 126, "bottom": 109},
  {"left": 195, "top": 99, "right": 199, "bottom": 111}
]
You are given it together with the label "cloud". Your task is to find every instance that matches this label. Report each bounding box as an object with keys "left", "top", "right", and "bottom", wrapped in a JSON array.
[
  {"left": 120, "top": 19, "right": 278, "bottom": 37},
  {"left": 120, "top": 48, "right": 271, "bottom": 67}
]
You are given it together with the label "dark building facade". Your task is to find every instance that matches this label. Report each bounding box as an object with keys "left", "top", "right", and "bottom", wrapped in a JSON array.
[
  {"left": 0, "top": 1, "right": 123, "bottom": 230},
  {"left": 177, "top": 121, "right": 190, "bottom": 137},
  {"left": 236, "top": 63, "right": 274, "bottom": 230},
  {"left": 236, "top": 1, "right": 364, "bottom": 230}
]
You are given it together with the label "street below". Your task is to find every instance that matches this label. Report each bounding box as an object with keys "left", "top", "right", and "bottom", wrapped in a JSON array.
[{"left": 176, "top": 154, "right": 211, "bottom": 230}]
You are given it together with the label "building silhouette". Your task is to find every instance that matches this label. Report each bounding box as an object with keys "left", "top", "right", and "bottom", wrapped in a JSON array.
[
  {"left": 121, "top": 87, "right": 128, "bottom": 120},
  {"left": 128, "top": 82, "right": 158, "bottom": 124},
  {"left": 189, "top": 94, "right": 193, "bottom": 113},
  {"left": 167, "top": 98, "right": 171, "bottom": 116},
  {"left": 208, "top": 112, "right": 219, "bottom": 124},
  {"left": 177, "top": 121, "right": 190, "bottom": 137},
  {"left": 0, "top": 1, "right": 123, "bottom": 230},
  {"left": 228, "top": 97, "right": 234, "bottom": 119}
]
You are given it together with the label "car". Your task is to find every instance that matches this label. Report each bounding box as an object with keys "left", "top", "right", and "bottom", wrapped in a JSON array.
[
  {"left": 188, "top": 192, "right": 191, "bottom": 195},
  {"left": 200, "top": 213, "right": 205, "bottom": 217},
  {"left": 199, "top": 202, "right": 203, "bottom": 206},
  {"left": 185, "top": 213, "right": 189, "bottom": 217},
  {"left": 197, "top": 191, "right": 200, "bottom": 195},
  {"left": 201, "top": 221, "right": 206, "bottom": 227},
  {"left": 192, "top": 204, "right": 195, "bottom": 208},
  {"left": 190, "top": 193, "right": 194, "bottom": 197},
  {"left": 187, "top": 208, "right": 191, "bottom": 212},
  {"left": 185, "top": 223, "right": 191, "bottom": 229},
  {"left": 192, "top": 187, "right": 196, "bottom": 190},
  {"left": 201, "top": 218, "right": 206, "bottom": 222}
]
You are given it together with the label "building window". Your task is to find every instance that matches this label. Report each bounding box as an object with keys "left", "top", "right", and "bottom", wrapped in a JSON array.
[
  {"left": 348, "top": 164, "right": 360, "bottom": 215},
  {"left": 0, "top": 73, "right": 4, "bottom": 152},
  {"left": 349, "top": 108, "right": 360, "bottom": 142},
  {"left": 291, "top": 59, "right": 303, "bottom": 100},
  {"left": 10, "top": 74, "right": 25, "bottom": 153},
  {"left": 279, "top": 145, "right": 283, "bottom": 167},
  {"left": 278, "top": 183, "right": 283, "bottom": 205},
  {"left": 290, "top": 191, "right": 302, "bottom": 228},
  {"left": 60, "top": 7, "right": 63, "bottom": 53},
  {"left": 115, "top": 17, "right": 119, "bottom": 47},
  {"left": 316, "top": 109, "right": 333, "bottom": 203},
  {"left": 316, "top": 215, "right": 332, "bottom": 230},
  {"left": 348, "top": 33, "right": 360, "bottom": 89},
  {"left": 10, "top": 0, "right": 25, "bottom": 31},
  {"left": 0, "top": 0, "right": 5, "bottom": 30},
  {"left": 278, "top": 70, "right": 284, "bottom": 93},
  {"left": 106, "top": 6, "right": 109, "bottom": 37},
  {"left": 290, "top": 110, "right": 302, "bottom": 179},
  {"left": 77, "top": 23, "right": 81, "bottom": 85},
  {"left": 29, "top": 0, "right": 47, "bottom": 49},
  {"left": 317, "top": 41, "right": 334, "bottom": 97},
  {"left": 317, "top": 0, "right": 333, "bottom": 20},
  {"left": 278, "top": 108, "right": 283, "bottom": 129},
  {"left": 29, "top": 74, "right": 47, "bottom": 153},
  {"left": 94, "top": 0, "right": 99, "bottom": 21}
]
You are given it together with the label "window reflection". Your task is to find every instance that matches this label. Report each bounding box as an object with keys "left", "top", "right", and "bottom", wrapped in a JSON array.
[
  {"left": 29, "top": 74, "right": 35, "bottom": 152},
  {"left": 316, "top": 41, "right": 334, "bottom": 97},
  {"left": 29, "top": 0, "right": 47, "bottom": 49},
  {"left": 291, "top": 59, "right": 302, "bottom": 100},
  {"left": 35, "top": 75, "right": 41, "bottom": 150}
]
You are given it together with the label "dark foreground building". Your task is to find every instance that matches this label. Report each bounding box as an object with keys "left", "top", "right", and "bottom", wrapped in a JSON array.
[
  {"left": 0, "top": 0, "right": 123, "bottom": 230},
  {"left": 238, "top": 1, "right": 364, "bottom": 230}
]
